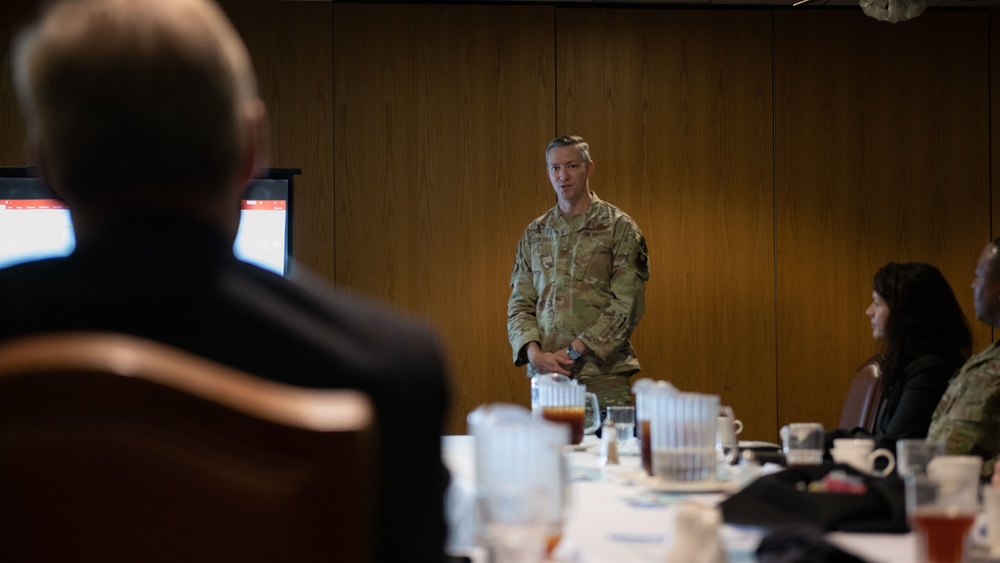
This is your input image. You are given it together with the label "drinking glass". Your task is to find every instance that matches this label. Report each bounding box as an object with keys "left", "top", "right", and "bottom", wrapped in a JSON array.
[
  {"left": 780, "top": 422, "right": 824, "bottom": 466},
  {"left": 927, "top": 456, "right": 982, "bottom": 508},
  {"left": 605, "top": 406, "right": 635, "bottom": 449},
  {"left": 906, "top": 472, "right": 979, "bottom": 563},
  {"left": 897, "top": 439, "right": 946, "bottom": 478}
]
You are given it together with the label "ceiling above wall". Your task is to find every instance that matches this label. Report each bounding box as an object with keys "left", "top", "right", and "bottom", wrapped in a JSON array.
[{"left": 467, "top": 0, "right": 997, "bottom": 7}]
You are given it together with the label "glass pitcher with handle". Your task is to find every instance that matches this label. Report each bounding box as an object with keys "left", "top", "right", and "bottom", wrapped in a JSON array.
[
  {"left": 530, "top": 374, "right": 572, "bottom": 417},
  {"left": 536, "top": 379, "right": 599, "bottom": 445},
  {"left": 633, "top": 378, "right": 678, "bottom": 475}
]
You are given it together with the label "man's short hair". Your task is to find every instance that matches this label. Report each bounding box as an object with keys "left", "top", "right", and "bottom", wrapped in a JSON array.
[
  {"left": 13, "top": 0, "right": 259, "bottom": 205},
  {"left": 546, "top": 135, "right": 591, "bottom": 164}
]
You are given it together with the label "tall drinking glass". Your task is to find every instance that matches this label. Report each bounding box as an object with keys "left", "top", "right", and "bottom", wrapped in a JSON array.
[
  {"left": 780, "top": 422, "right": 825, "bottom": 466},
  {"left": 897, "top": 439, "right": 946, "bottom": 478},
  {"left": 605, "top": 406, "right": 635, "bottom": 449}
]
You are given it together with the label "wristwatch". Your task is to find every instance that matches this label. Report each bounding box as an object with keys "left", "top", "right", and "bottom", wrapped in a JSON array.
[{"left": 567, "top": 346, "right": 582, "bottom": 361}]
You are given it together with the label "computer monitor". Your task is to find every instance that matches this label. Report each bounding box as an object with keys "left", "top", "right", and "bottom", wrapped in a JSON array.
[{"left": 0, "top": 167, "right": 298, "bottom": 275}]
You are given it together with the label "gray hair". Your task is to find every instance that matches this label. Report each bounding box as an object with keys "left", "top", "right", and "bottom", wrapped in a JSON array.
[
  {"left": 13, "top": 0, "right": 260, "bottom": 204},
  {"left": 546, "top": 135, "right": 591, "bottom": 164}
]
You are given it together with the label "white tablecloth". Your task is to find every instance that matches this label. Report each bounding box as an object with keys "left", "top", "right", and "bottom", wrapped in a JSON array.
[{"left": 443, "top": 434, "right": 921, "bottom": 563}]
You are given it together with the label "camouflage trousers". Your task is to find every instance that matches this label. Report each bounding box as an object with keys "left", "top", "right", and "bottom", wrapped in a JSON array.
[{"left": 575, "top": 372, "right": 633, "bottom": 430}]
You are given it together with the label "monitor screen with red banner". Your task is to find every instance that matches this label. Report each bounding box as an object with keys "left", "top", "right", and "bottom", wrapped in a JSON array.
[{"left": 0, "top": 168, "right": 297, "bottom": 275}]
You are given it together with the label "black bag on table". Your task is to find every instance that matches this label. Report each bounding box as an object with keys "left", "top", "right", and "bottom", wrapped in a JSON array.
[{"left": 719, "top": 463, "right": 908, "bottom": 534}]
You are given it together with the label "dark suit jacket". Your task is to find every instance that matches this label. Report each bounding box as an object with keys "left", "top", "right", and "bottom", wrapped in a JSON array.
[
  {"left": 873, "top": 353, "right": 965, "bottom": 451},
  {"left": 0, "top": 213, "right": 450, "bottom": 563}
]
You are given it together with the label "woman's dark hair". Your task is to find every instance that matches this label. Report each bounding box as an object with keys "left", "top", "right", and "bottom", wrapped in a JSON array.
[{"left": 872, "top": 262, "right": 972, "bottom": 394}]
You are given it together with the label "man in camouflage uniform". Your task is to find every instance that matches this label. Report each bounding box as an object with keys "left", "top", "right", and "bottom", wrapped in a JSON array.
[
  {"left": 507, "top": 135, "right": 649, "bottom": 413},
  {"left": 927, "top": 238, "right": 1000, "bottom": 477}
]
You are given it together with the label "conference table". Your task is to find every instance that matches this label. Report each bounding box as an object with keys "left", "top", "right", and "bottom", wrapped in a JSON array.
[{"left": 442, "top": 434, "right": 966, "bottom": 563}]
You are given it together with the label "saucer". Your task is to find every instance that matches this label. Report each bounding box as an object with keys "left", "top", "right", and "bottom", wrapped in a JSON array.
[
  {"left": 623, "top": 471, "right": 741, "bottom": 493},
  {"left": 738, "top": 440, "right": 782, "bottom": 450}
]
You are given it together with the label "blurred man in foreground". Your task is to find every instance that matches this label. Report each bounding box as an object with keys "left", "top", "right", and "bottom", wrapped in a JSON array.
[{"left": 2, "top": 0, "right": 449, "bottom": 560}]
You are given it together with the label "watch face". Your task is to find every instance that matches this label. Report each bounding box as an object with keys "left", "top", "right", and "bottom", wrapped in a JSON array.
[{"left": 568, "top": 347, "right": 581, "bottom": 360}]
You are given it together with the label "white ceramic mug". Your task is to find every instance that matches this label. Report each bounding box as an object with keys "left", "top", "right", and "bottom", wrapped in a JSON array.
[
  {"left": 716, "top": 405, "right": 743, "bottom": 465},
  {"left": 831, "top": 438, "right": 895, "bottom": 477},
  {"left": 927, "top": 455, "right": 982, "bottom": 507}
]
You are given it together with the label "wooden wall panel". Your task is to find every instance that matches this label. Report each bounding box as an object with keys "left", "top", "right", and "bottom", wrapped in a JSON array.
[
  {"left": 333, "top": 4, "right": 555, "bottom": 433},
  {"left": 774, "top": 10, "right": 991, "bottom": 435},
  {"left": 0, "top": 2, "right": 44, "bottom": 166},
  {"left": 2, "top": 1, "right": 997, "bottom": 444},
  {"left": 557, "top": 9, "right": 778, "bottom": 441},
  {"left": 994, "top": 9, "right": 1000, "bottom": 252},
  {"left": 226, "top": 2, "right": 335, "bottom": 280}
]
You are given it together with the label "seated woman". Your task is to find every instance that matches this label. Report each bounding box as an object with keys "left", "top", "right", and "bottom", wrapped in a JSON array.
[{"left": 840, "top": 262, "right": 972, "bottom": 451}]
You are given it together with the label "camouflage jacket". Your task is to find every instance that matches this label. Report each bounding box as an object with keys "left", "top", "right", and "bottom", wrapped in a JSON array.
[
  {"left": 927, "top": 340, "right": 1000, "bottom": 476},
  {"left": 507, "top": 193, "right": 649, "bottom": 378}
]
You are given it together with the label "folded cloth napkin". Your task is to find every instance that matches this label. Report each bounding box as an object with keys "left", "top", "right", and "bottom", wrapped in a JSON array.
[
  {"left": 756, "top": 524, "right": 871, "bottom": 563},
  {"left": 719, "top": 463, "right": 907, "bottom": 534}
]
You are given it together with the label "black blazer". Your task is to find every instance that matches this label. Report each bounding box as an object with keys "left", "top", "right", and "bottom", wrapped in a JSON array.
[
  {"left": 0, "top": 213, "right": 451, "bottom": 563},
  {"left": 874, "top": 353, "right": 964, "bottom": 450}
]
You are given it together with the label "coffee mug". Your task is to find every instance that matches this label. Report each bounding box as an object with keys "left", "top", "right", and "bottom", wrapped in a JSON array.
[
  {"left": 716, "top": 405, "right": 743, "bottom": 465},
  {"left": 830, "top": 438, "right": 895, "bottom": 477}
]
